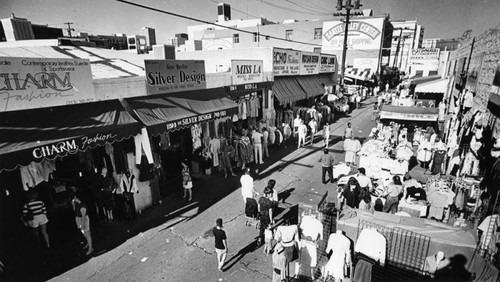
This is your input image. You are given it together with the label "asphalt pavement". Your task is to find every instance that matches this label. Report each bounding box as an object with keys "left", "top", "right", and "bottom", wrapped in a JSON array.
[{"left": 50, "top": 98, "right": 377, "bottom": 282}]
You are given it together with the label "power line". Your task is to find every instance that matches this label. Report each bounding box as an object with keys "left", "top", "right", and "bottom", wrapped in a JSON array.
[{"left": 114, "top": 0, "right": 325, "bottom": 47}]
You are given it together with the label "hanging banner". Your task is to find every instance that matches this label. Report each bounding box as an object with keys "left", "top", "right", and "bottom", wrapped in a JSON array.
[
  {"left": 0, "top": 57, "right": 95, "bottom": 112},
  {"left": 320, "top": 54, "right": 337, "bottom": 73},
  {"left": 231, "top": 60, "right": 264, "bottom": 84},
  {"left": 145, "top": 60, "right": 206, "bottom": 95},
  {"left": 322, "top": 18, "right": 384, "bottom": 51},
  {"left": 273, "top": 48, "right": 301, "bottom": 76},
  {"left": 299, "top": 51, "right": 320, "bottom": 75}
]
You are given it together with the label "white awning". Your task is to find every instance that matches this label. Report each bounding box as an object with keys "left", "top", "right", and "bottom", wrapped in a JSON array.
[
  {"left": 345, "top": 67, "right": 374, "bottom": 81},
  {"left": 414, "top": 78, "right": 448, "bottom": 93}
]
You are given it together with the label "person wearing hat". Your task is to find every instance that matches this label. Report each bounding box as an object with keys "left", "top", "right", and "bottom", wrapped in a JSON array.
[
  {"left": 212, "top": 218, "right": 227, "bottom": 272},
  {"left": 181, "top": 160, "right": 193, "bottom": 201},
  {"left": 258, "top": 187, "right": 274, "bottom": 245}
]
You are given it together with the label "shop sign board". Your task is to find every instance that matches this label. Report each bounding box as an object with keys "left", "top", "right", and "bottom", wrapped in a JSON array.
[
  {"left": 145, "top": 60, "right": 206, "bottom": 95},
  {"left": 322, "top": 18, "right": 384, "bottom": 51},
  {"left": 299, "top": 51, "right": 320, "bottom": 75},
  {"left": 31, "top": 131, "right": 127, "bottom": 160},
  {"left": 273, "top": 48, "right": 301, "bottom": 76},
  {"left": 0, "top": 57, "right": 95, "bottom": 112},
  {"left": 165, "top": 109, "right": 232, "bottom": 131},
  {"left": 380, "top": 111, "right": 438, "bottom": 121},
  {"left": 231, "top": 60, "right": 264, "bottom": 84},
  {"left": 320, "top": 54, "right": 337, "bottom": 73},
  {"left": 409, "top": 48, "right": 440, "bottom": 65}
]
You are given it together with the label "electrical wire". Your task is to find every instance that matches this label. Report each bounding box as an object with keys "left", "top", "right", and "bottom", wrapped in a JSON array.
[{"left": 114, "top": 0, "right": 326, "bottom": 47}]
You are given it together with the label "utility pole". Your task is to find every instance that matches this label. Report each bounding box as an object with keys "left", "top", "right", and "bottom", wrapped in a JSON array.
[
  {"left": 335, "top": 0, "right": 362, "bottom": 88},
  {"left": 64, "top": 22, "right": 75, "bottom": 37}
]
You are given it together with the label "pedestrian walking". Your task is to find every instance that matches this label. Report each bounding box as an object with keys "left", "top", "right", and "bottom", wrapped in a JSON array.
[
  {"left": 293, "top": 114, "right": 302, "bottom": 137},
  {"left": 252, "top": 129, "right": 264, "bottom": 164},
  {"left": 319, "top": 149, "right": 334, "bottom": 184},
  {"left": 262, "top": 127, "right": 270, "bottom": 158},
  {"left": 263, "top": 226, "right": 273, "bottom": 255},
  {"left": 372, "top": 103, "right": 379, "bottom": 121},
  {"left": 308, "top": 119, "right": 317, "bottom": 146},
  {"left": 258, "top": 187, "right": 274, "bottom": 245},
  {"left": 323, "top": 123, "right": 331, "bottom": 147},
  {"left": 240, "top": 168, "right": 259, "bottom": 204},
  {"left": 355, "top": 94, "right": 361, "bottom": 109},
  {"left": 22, "top": 191, "right": 50, "bottom": 249},
  {"left": 181, "top": 160, "right": 193, "bottom": 201},
  {"left": 272, "top": 243, "right": 287, "bottom": 282},
  {"left": 344, "top": 122, "right": 353, "bottom": 140},
  {"left": 297, "top": 120, "right": 307, "bottom": 148},
  {"left": 72, "top": 193, "right": 93, "bottom": 255},
  {"left": 213, "top": 218, "right": 227, "bottom": 272},
  {"left": 356, "top": 168, "right": 372, "bottom": 210}
]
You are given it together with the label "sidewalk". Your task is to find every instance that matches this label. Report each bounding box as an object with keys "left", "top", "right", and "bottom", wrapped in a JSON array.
[{"left": 45, "top": 98, "right": 377, "bottom": 282}]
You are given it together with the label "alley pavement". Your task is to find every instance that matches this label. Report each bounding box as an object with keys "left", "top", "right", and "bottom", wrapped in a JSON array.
[{"left": 50, "top": 99, "right": 376, "bottom": 282}]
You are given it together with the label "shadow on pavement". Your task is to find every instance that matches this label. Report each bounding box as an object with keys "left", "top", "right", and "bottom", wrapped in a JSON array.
[{"left": 222, "top": 238, "right": 260, "bottom": 271}]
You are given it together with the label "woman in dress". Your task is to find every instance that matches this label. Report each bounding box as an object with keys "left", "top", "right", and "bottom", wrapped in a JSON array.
[{"left": 182, "top": 160, "right": 193, "bottom": 201}]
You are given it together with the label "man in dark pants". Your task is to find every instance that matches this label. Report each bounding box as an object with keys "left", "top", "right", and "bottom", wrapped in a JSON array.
[{"left": 319, "top": 149, "right": 334, "bottom": 184}]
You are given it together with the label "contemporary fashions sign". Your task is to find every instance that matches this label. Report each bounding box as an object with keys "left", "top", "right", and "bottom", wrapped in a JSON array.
[
  {"left": 320, "top": 54, "right": 337, "bottom": 73},
  {"left": 145, "top": 60, "right": 206, "bottom": 95},
  {"left": 322, "top": 18, "right": 384, "bottom": 51},
  {"left": 273, "top": 48, "right": 301, "bottom": 76},
  {"left": 299, "top": 52, "right": 320, "bottom": 75},
  {"left": 231, "top": 60, "right": 264, "bottom": 84},
  {"left": 0, "top": 57, "right": 95, "bottom": 112}
]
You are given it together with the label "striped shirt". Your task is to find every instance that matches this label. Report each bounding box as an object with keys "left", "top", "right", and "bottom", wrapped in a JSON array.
[{"left": 23, "top": 200, "right": 47, "bottom": 218}]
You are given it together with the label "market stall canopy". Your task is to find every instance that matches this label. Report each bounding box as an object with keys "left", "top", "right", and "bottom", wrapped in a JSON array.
[
  {"left": 345, "top": 67, "right": 374, "bottom": 81},
  {"left": 0, "top": 100, "right": 143, "bottom": 172},
  {"left": 295, "top": 75, "right": 325, "bottom": 98},
  {"left": 272, "top": 76, "right": 308, "bottom": 104},
  {"left": 414, "top": 78, "right": 448, "bottom": 93},
  {"left": 487, "top": 93, "right": 500, "bottom": 118},
  {"left": 125, "top": 87, "right": 238, "bottom": 136},
  {"left": 380, "top": 105, "right": 439, "bottom": 121},
  {"left": 409, "top": 75, "right": 441, "bottom": 86}
]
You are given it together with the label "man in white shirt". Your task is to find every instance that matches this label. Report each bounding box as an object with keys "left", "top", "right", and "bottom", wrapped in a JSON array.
[
  {"left": 297, "top": 121, "right": 307, "bottom": 148},
  {"left": 308, "top": 119, "right": 317, "bottom": 146},
  {"left": 240, "top": 168, "right": 258, "bottom": 204},
  {"left": 293, "top": 115, "right": 302, "bottom": 137},
  {"left": 355, "top": 168, "right": 372, "bottom": 191},
  {"left": 251, "top": 129, "right": 264, "bottom": 164}
]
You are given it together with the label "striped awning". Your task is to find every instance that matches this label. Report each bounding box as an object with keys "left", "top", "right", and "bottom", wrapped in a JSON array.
[
  {"left": 272, "top": 77, "right": 308, "bottom": 104},
  {"left": 345, "top": 67, "right": 374, "bottom": 81}
]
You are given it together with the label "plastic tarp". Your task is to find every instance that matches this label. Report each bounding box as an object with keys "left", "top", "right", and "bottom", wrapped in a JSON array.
[{"left": 380, "top": 105, "right": 439, "bottom": 121}]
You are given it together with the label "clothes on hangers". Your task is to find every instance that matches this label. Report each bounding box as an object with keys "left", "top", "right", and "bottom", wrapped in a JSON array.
[{"left": 355, "top": 228, "right": 386, "bottom": 266}]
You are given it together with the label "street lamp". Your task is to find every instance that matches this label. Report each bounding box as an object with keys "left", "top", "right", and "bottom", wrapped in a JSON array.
[{"left": 334, "top": 0, "right": 363, "bottom": 88}]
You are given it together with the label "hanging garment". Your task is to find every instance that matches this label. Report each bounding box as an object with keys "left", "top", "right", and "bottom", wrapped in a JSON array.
[
  {"left": 352, "top": 258, "right": 373, "bottom": 282},
  {"left": 191, "top": 124, "right": 202, "bottom": 150},
  {"left": 134, "top": 128, "right": 153, "bottom": 165},
  {"left": 210, "top": 138, "right": 221, "bottom": 167},
  {"left": 355, "top": 228, "right": 386, "bottom": 266},
  {"left": 344, "top": 139, "right": 361, "bottom": 163},
  {"left": 467, "top": 252, "right": 499, "bottom": 282},
  {"left": 431, "top": 150, "right": 447, "bottom": 175},
  {"left": 325, "top": 232, "right": 351, "bottom": 279},
  {"left": 118, "top": 173, "right": 138, "bottom": 194}
]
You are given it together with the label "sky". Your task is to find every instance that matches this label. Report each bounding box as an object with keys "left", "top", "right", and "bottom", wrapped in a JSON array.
[{"left": 2, "top": 0, "right": 500, "bottom": 44}]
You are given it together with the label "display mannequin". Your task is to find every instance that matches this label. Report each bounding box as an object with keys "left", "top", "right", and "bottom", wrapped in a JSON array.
[
  {"left": 324, "top": 230, "right": 351, "bottom": 281},
  {"left": 299, "top": 214, "right": 324, "bottom": 277}
]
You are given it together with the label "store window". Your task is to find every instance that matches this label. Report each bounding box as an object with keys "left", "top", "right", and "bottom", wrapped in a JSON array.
[
  {"left": 286, "top": 30, "right": 293, "bottom": 41},
  {"left": 233, "top": 34, "right": 239, "bottom": 44},
  {"left": 314, "top": 28, "right": 322, "bottom": 39}
]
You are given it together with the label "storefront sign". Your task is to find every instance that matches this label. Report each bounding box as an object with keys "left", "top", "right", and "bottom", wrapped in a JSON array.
[
  {"left": 231, "top": 60, "right": 264, "bottom": 84},
  {"left": 0, "top": 57, "right": 95, "bottom": 112},
  {"left": 320, "top": 54, "right": 336, "bottom": 73},
  {"left": 409, "top": 48, "right": 440, "bottom": 61},
  {"left": 322, "top": 18, "right": 384, "bottom": 51},
  {"left": 165, "top": 110, "right": 230, "bottom": 131},
  {"left": 145, "top": 60, "right": 206, "bottom": 95},
  {"left": 31, "top": 132, "right": 121, "bottom": 160},
  {"left": 273, "top": 48, "right": 301, "bottom": 76},
  {"left": 299, "top": 52, "right": 320, "bottom": 75},
  {"left": 380, "top": 111, "right": 438, "bottom": 121},
  {"left": 227, "top": 82, "right": 271, "bottom": 92}
]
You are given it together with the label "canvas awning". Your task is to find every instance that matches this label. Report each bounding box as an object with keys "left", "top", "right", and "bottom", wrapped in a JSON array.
[
  {"left": 414, "top": 78, "right": 448, "bottom": 93},
  {"left": 125, "top": 87, "right": 238, "bottom": 136},
  {"left": 488, "top": 93, "right": 500, "bottom": 118},
  {"left": 380, "top": 105, "right": 439, "bottom": 121},
  {"left": 272, "top": 76, "right": 308, "bottom": 104},
  {"left": 409, "top": 75, "right": 441, "bottom": 85},
  {"left": 295, "top": 75, "right": 325, "bottom": 98},
  {"left": 318, "top": 73, "right": 336, "bottom": 86},
  {"left": 345, "top": 67, "right": 374, "bottom": 81},
  {"left": 0, "top": 100, "right": 143, "bottom": 171}
]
